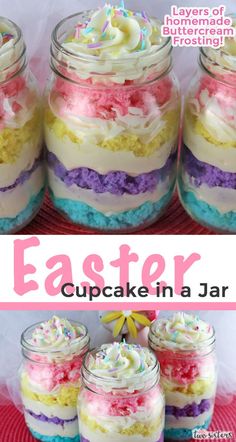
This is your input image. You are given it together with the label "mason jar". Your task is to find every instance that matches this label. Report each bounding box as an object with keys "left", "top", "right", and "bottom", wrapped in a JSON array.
[
  {"left": 178, "top": 17, "right": 236, "bottom": 232},
  {"left": 44, "top": 6, "right": 181, "bottom": 232},
  {"left": 148, "top": 314, "right": 217, "bottom": 441},
  {"left": 0, "top": 17, "right": 45, "bottom": 234},
  {"left": 20, "top": 317, "right": 90, "bottom": 442},
  {"left": 78, "top": 342, "right": 165, "bottom": 442}
]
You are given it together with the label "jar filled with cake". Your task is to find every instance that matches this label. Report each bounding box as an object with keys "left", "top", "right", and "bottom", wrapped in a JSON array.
[
  {"left": 78, "top": 342, "right": 165, "bottom": 442},
  {"left": 0, "top": 17, "right": 45, "bottom": 234},
  {"left": 149, "top": 313, "right": 217, "bottom": 441},
  {"left": 178, "top": 17, "right": 236, "bottom": 232},
  {"left": 20, "top": 316, "right": 90, "bottom": 442},
  {"left": 44, "top": 3, "right": 180, "bottom": 232}
]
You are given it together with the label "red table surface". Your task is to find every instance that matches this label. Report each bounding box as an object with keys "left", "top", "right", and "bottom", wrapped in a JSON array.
[
  {"left": 20, "top": 192, "right": 214, "bottom": 235},
  {"left": 0, "top": 398, "right": 236, "bottom": 442}
]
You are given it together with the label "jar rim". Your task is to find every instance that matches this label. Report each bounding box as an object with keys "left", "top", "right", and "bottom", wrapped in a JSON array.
[
  {"left": 149, "top": 320, "right": 216, "bottom": 354},
  {"left": 82, "top": 345, "right": 160, "bottom": 391},
  {"left": 21, "top": 320, "right": 90, "bottom": 355},
  {"left": 0, "top": 16, "right": 26, "bottom": 81},
  {"left": 0, "top": 16, "right": 22, "bottom": 48},
  {"left": 199, "top": 14, "right": 236, "bottom": 83},
  {"left": 51, "top": 10, "right": 172, "bottom": 65}
]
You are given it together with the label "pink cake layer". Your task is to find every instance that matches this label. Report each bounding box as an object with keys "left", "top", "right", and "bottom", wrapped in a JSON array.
[
  {"left": 51, "top": 75, "right": 174, "bottom": 120},
  {"left": 157, "top": 350, "right": 214, "bottom": 385},
  {"left": 25, "top": 355, "right": 83, "bottom": 391},
  {"left": 82, "top": 385, "right": 162, "bottom": 417}
]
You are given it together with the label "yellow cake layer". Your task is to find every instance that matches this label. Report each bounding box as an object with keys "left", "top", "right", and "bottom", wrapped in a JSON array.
[
  {"left": 80, "top": 410, "right": 163, "bottom": 436},
  {"left": 163, "top": 377, "right": 214, "bottom": 395},
  {"left": 185, "top": 110, "right": 236, "bottom": 148},
  {"left": 0, "top": 110, "right": 41, "bottom": 164},
  {"left": 21, "top": 375, "right": 80, "bottom": 407},
  {"left": 44, "top": 107, "right": 179, "bottom": 157}
]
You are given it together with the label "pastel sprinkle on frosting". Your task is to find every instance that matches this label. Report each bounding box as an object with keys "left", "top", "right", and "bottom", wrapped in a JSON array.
[
  {"left": 87, "top": 342, "right": 156, "bottom": 380},
  {"left": 150, "top": 313, "right": 214, "bottom": 350},
  {"left": 30, "top": 316, "right": 86, "bottom": 349},
  {"left": 62, "top": 2, "right": 164, "bottom": 59},
  {"left": 0, "top": 31, "right": 14, "bottom": 48}
]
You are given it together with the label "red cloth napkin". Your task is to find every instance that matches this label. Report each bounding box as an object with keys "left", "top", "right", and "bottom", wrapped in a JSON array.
[
  {"left": 20, "top": 193, "right": 214, "bottom": 235},
  {"left": 0, "top": 398, "right": 235, "bottom": 442}
]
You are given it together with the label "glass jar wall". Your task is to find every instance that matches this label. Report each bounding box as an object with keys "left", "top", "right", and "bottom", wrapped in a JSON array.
[
  {"left": 0, "top": 17, "right": 45, "bottom": 233},
  {"left": 78, "top": 342, "right": 165, "bottom": 442},
  {"left": 44, "top": 5, "right": 181, "bottom": 232},
  {"left": 20, "top": 317, "right": 90, "bottom": 442},
  {"left": 178, "top": 17, "right": 236, "bottom": 232},
  {"left": 149, "top": 313, "right": 217, "bottom": 441}
]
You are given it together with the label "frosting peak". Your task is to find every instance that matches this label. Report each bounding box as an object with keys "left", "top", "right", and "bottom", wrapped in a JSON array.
[
  {"left": 150, "top": 313, "right": 214, "bottom": 350},
  {"left": 86, "top": 342, "right": 156, "bottom": 381},
  {"left": 62, "top": 4, "right": 164, "bottom": 59},
  {"left": 30, "top": 316, "right": 86, "bottom": 350}
]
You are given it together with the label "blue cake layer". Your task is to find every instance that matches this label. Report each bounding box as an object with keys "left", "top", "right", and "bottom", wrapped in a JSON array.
[
  {"left": 178, "top": 179, "right": 236, "bottom": 233},
  {"left": 165, "top": 416, "right": 211, "bottom": 440},
  {"left": 30, "top": 429, "right": 80, "bottom": 442},
  {"left": 0, "top": 188, "right": 45, "bottom": 234},
  {"left": 50, "top": 186, "right": 174, "bottom": 231}
]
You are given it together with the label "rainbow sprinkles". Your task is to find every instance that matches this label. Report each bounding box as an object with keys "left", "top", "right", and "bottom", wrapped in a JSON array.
[{"left": 62, "top": 2, "right": 164, "bottom": 59}]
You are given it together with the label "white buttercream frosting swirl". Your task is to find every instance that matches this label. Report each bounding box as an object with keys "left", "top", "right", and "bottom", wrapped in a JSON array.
[
  {"left": 62, "top": 4, "right": 165, "bottom": 59},
  {"left": 85, "top": 342, "right": 157, "bottom": 389},
  {"left": 52, "top": 5, "right": 171, "bottom": 83},
  {"left": 149, "top": 313, "right": 214, "bottom": 351},
  {"left": 29, "top": 316, "right": 87, "bottom": 350}
]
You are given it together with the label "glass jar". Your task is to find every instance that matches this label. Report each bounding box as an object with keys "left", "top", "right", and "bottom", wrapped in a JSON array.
[
  {"left": 0, "top": 17, "right": 45, "bottom": 234},
  {"left": 149, "top": 316, "right": 217, "bottom": 441},
  {"left": 179, "top": 17, "right": 236, "bottom": 232},
  {"left": 78, "top": 343, "right": 165, "bottom": 442},
  {"left": 20, "top": 319, "right": 90, "bottom": 442},
  {"left": 44, "top": 8, "right": 180, "bottom": 232}
]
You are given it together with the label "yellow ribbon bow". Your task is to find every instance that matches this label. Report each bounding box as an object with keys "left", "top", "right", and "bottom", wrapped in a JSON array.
[{"left": 101, "top": 311, "right": 151, "bottom": 338}]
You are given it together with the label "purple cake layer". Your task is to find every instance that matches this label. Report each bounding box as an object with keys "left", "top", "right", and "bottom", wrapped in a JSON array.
[
  {"left": 25, "top": 409, "right": 77, "bottom": 425},
  {"left": 80, "top": 433, "right": 164, "bottom": 442},
  {"left": 47, "top": 151, "right": 176, "bottom": 196},
  {"left": 166, "top": 399, "right": 211, "bottom": 419},
  {"left": 182, "top": 145, "right": 236, "bottom": 189},
  {"left": 0, "top": 156, "right": 42, "bottom": 193}
]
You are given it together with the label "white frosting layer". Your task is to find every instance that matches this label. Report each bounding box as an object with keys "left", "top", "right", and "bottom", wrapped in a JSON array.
[
  {"left": 183, "top": 172, "right": 236, "bottom": 214},
  {"left": 25, "top": 413, "right": 78, "bottom": 437},
  {"left": 80, "top": 423, "right": 162, "bottom": 442},
  {"left": 48, "top": 170, "right": 173, "bottom": 214},
  {"left": 184, "top": 124, "right": 236, "bottom": 173},
  {"left": 81, "top": 406, "right": 164, "bottom": 432},
  {"left": 22, "top": 396, "right": 76, "bottom": 420},
  {"left": 198, "top": 103, "right": 236, "bottom": 142},
  {"left": 0, "top": 166, "right": 44, "bottom": 218},
  {"left": 51, "top": 106, "right": 168, "bottom": 146},
  {"left": 165, "top": 390, "right": 215, "bottom": 408},
  {"left": 45, "top": 127, "right": 175, "bottom": 175},
  {"left": 165, "top": 408, "right": 213, "bottom": 430},
  {"left": 0, "top": 140, "right": 42, "bottom": 187}
]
